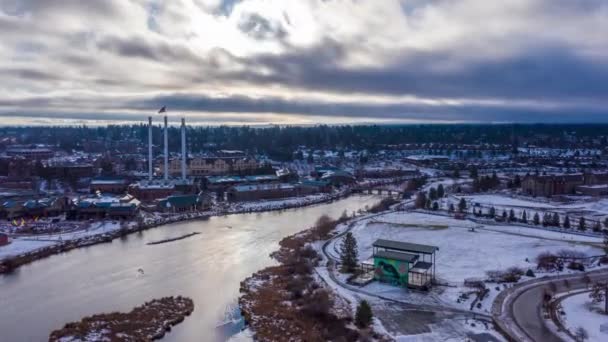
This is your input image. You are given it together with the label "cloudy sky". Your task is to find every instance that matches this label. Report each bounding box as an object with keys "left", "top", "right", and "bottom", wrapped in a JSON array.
[{"left": 1, "top": 0, "right": 607, "bottom": 126}]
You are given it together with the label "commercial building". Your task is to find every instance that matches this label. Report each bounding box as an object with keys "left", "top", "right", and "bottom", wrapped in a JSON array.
[
  {"left": 522, "top": 172, "right": 608, "bottom": 197},
  {"left": 226, "top": 182, "right": 321, "bottom": 202}
]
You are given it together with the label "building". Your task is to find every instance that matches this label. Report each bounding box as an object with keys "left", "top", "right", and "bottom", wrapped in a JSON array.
[
  {"left": 522, "top": 172, "right": 608, "bottom": 197},
  {"left": 170, "top": 156, "right": 261, "bottom": 177},
  {"left": 6, "top": 146, "right": 54, "bottom": 160},
  {"left": 90, "top": 178, "right": 129, "bottom": 194},
  {"left": 71, "top": 195, "right": 139, "bottom": 220},
  {"left": 227, "top": 183, "right": 299, "bottom": 202},
  {"left": 0, "top": 233, "right": 9, "bottom": 246},
  {"left": 156, "top": 193, "right": 212, "bottom": 213},
  {"left": 404, "top": 155, "right": 450, "bottom": 166},
  {"left": 576, "top": 185, "right": 608, "bottom": 197},
  {"left": 320, "top": 170, "right": 355, "bottom": 186},
  {"left": 205, "top": 174, "right": 279, "bottom": 191},
  {"left": 372, "top": 239, "right": 438, "bottom": 290}
]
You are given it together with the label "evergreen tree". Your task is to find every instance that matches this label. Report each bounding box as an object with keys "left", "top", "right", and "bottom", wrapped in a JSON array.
[
  {"left": 432, "top": 201, "right": 439, "bottom": 211},
  {"left": 426, "top": 198, "right": 432, "bottom": 209},
  {"left": 355, "top": 300, "right": 373, "bottom": 329},
  {"left": 437, "top": 184, "right": 445, "bottom": 198},
  {"left": 542, "top": 213, "right": 551, "bottom": 227},
  {"left": 604, "top": 217, "right": 608, "bottom": 229},
  {"left": 564, "top": 216, "right": 571, "bottom": 229},
  {"left": 578, "top": 217, "right": 587, "bottom": 231},
  {"left": 533, "top": 212, "right": 540, "bottom": 225},
  {"left": 448, "top": 203, "right": 455, "bottom": 213},
  {"left": 502, "top": 210, "right": 508, "bottom": 221},
  {"left": 458, "top": 198, "right": 467, "bottom": 213},
  {"left": 521, "top": 210, "right": 527, "bottom": 223},
  {"left": 509, "top": 209, "right": 516, "bottom": 222},
  {"left": 429, "top": 187, "right": 437, "bottom": 200},
  {"left": 340, "top": 232, "right": 358, "bottom": 273},
  {"left": 489, "top": 206, "right": 496, "bottom": 219},
  {"left": 469, "top": 166, "right": 478, "bottom": 179},
  {"left": 552, "top": 213, "right": 560, "bottom": 227}
]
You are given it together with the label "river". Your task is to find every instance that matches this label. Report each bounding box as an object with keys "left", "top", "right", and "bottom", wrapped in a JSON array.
[{"left": 0, "top": 195, "right": 381, "bottom": 342}]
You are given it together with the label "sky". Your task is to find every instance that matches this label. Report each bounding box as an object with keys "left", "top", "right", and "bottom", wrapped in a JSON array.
[{"left": 0, "top": 0, "right": 607, "bottom": 126}]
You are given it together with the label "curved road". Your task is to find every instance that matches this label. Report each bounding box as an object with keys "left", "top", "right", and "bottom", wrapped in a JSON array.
[{"left": 499, "top": 269, "right": 608, "bottom": 342}]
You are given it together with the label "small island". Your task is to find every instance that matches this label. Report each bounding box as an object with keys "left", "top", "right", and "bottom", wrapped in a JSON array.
[{"left": 49, "top": 296, "right": 194, "bottom": 342}]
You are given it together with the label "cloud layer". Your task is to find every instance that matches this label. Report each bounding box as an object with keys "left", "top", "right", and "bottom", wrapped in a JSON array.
[{"left": 1, "top": 0, "right": 607, "bottom": 125}]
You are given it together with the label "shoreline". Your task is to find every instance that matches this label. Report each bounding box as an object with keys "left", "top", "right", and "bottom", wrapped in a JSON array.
[{"left": 0, "top": 190, "right": 358, "bottom": 274}]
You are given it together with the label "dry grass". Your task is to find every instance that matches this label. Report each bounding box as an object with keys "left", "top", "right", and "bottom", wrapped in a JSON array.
[
  {"left": 239, "top": 215, "right": 368, "bottom": 341},
  {"left": 49, "top": 296, "right": 194, "bottom": 342}
]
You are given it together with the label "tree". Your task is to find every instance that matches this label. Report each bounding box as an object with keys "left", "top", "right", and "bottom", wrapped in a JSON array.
[
  {"left": 589, "top": 281, "right": 608, "bottom": 314},
  {"left": 340, "top": 232, "right": 358, "bottom": 273},
  {"left": 564, "top": 216, "right": 571, "bottom": 229},
  {"left": 355, "top": 300, "right": 373, "bottom": 329},
  {"left": 415, "top": 192, "right": 427, "bottom": 209},
  {"left": 469, "top": 166, "right": 478, "bottom": 179},
  {"left": 533, "top": 212, "right": 540, "bottom": 225},
  {"left": 552, "top": 213, "right": 560, "bottom": 227},
  {"left": 502, "top": 210, "right": 508, "bottom": 221},
  {"left": 604, "top": 217, "right": 608, "bottom": 229},
  {"left": 509, "top": 209, "right": 516, "bottom": 222},
  {"left": 448, "top": 203, "right": 455, "bottom": 213},
  {"left": 521, "top": 210, "right": 527, "bottom": 223},
  {"left": 458, "top": 198, "right": 467, "bottom": 213},
  {"left": 593, "top": 221, "right": 602, "bottom": 232},
  {"left": 437, "top": 184, "right": 445, "bottom": 198},
  {"left": 488, "top": 206, "right": 496, "bottom": 219},
  {"left": 432, "top": 201, "right": 439, "bottom": 211},
  {"left": 578, "top": 217, "right": 587, "bottom": 231},
  {"left": 429, "top": 187, "right": 437, "bottom": 200}
]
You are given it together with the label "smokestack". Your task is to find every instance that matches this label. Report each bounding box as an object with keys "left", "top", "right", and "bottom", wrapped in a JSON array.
[
  {"left": 164, "top": 115, "right": 169, "bottom": 181},
  {"left": 148, "top": 116, "right": 153, "bottom": 181},
  {"left": 181, "top": 117, "right": 187, "bottom": 181}
]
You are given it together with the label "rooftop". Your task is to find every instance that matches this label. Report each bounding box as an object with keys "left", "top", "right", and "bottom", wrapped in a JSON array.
[{"left": 373, "top": 239, "right": 439, "bottom": 255}]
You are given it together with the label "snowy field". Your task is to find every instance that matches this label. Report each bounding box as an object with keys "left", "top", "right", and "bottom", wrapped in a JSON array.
[
  {"left": 336, "top": 212, "right": 601, "bottom": 284},
  {"left": 561, "top": 292, "right": 608, "bottom": 342}
]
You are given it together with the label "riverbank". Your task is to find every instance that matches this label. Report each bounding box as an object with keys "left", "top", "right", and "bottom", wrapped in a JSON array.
[
  {"left": 0, "top": 190, "right": 357, "bottom": 274},
  {"left": 49, "top": 296, "right": 194, "bottom": 341},
  {"left": 239, "top": 213, "right": 384, "bottom": 341}
]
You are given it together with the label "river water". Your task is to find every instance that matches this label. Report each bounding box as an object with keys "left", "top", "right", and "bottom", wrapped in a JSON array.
[{"left": 0, "top": 195, "right": 380, "bottom": 342}]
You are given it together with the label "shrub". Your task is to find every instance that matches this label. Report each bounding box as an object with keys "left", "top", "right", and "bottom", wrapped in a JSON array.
[
  {"left": 536, "top": 252, "right": 559, "bottom": 271},
  {"left": 526, "top": 269, "right": 536, "bottom": 277}
]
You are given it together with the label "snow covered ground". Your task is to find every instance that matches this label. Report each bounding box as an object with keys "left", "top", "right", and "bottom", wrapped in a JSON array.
[
  {"left": 560, "top": 292, "right": 608, "bottom": 342},
  {"left": 0, "top": 221, "right": 125, "bottom": 260},
  {"left": 343, "top": 212, "right": 600, "bottom": 284}
]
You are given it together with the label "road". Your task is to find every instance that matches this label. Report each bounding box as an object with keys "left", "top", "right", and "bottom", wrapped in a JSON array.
[{"left": 499, "top": 270, "right": 608, "bottom": 342}]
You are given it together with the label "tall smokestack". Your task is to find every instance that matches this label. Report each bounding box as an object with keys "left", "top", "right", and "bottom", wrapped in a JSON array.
[
  {"left": 148, "top": 116, "right": 153, "bottom": 181},
  {"left": 164, "top": 115, "right": 169, "bottom": 181},
  {"left": 181, "top": 117, "right": 187, "bottom": 180}
]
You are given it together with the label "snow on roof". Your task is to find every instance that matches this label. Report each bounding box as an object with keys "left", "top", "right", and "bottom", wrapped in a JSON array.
[{"left": 373, "top": 239, "right": 439, "bottom": 254}]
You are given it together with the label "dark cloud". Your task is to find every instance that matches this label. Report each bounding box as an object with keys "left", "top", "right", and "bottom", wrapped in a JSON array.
[
  {"left": 235, "top": 42, "right": 608, "bottom": 102},
  {"left": 95, "top": 35, "right": 202, "bottom": 64},
  {"left": 238, "top": 13, "right": 287, "bottom": 40}
]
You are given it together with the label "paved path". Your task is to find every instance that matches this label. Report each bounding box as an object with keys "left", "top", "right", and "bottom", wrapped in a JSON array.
[{"left": 495, "top": 269, "right": 608, "bottom": 342}]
